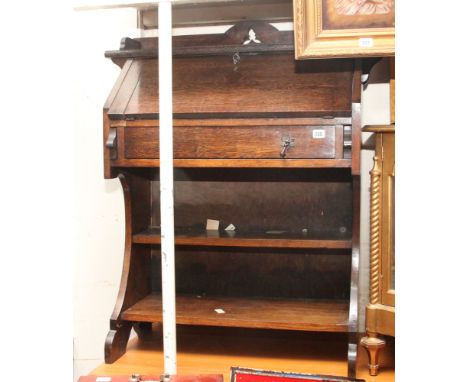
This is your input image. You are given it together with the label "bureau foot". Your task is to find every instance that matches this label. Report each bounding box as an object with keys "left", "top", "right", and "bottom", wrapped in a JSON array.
[
  {"left": 347, "top": 335, "right": 357, "bottom": 378},
  {"left": 360, "top": 333, "right": 386, "bottom": 376},
  {"left": 105, "top": 321, "right": 132, "bottom": 363},
  {"left": 133, "top": 322, "right": 156, "bottom": 341}
]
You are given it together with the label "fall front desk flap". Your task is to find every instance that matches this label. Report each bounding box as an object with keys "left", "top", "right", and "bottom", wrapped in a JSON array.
[{"left": 104, "top": 36, "right": 356, "bottom": 120}]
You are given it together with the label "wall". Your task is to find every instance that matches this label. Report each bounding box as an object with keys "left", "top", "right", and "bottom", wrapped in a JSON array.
[
  {"left": 72, "top": 10, "right": 390, "bottom": 381},
  {"left": 73, "top": 7, "right": 137, "bottom": 380}
]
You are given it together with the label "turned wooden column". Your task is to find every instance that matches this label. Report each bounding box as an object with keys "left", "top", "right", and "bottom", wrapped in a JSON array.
[{"left": 360, "top": 151, "right": 386, "bottom": 376}]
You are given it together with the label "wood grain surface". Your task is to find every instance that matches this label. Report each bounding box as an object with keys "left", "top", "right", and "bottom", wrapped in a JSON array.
[
  {"left": 121, "top": 294, "right": 349, "bottom": 332},
  {"left": 107, "top": 56, "right": 354, "bottom": 119},
  {"left": 123, "top": 125, "right": 338, "bottom": 160}
]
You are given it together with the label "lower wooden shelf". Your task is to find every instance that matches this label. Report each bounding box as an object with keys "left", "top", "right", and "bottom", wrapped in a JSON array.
[{"left": 121, "top": 294, "right": 349, "bottom": 332}]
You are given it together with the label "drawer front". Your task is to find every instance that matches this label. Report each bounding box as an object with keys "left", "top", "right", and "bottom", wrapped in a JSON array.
[{"left": 124, "top": 126, "right": 338, "bottom": 159}]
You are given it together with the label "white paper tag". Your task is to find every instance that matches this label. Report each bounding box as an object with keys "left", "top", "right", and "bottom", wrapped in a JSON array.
[
  {"left": 312, "top": 129, "right": 326, "bottom": 139},
  {"left": 206, "top": 219, "right": 220, "bottom": 230},
  {"left": 96, "top": 377, "right": 112, "bottom": 382},
  {"left": 214, "top": 308, "right": 225, "bottom": 314},
  {"left": 225, "top": 224, "right": 236, "bottom": 231},
  {"left": 359, "top": 37, "right": 374, "bottom": 47}
]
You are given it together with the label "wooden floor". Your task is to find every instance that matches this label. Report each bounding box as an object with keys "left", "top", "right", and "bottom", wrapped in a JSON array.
[{"left": 92, "top": 326, "right": 394, "bottom": 382}]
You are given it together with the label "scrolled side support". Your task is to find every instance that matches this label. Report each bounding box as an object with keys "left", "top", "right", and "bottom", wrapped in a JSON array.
[{"left": 104, "top": 172, "right": 152, "bottom": 363}]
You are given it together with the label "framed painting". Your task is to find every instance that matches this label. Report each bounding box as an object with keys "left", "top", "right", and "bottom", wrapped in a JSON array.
[{"left": 293, "top": 0, "right": 395, "bottom": 59}]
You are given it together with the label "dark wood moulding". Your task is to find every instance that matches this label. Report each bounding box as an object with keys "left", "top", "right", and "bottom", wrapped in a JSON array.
[{"left": 105, "top": 21, "right": 295, "bottom": 61}]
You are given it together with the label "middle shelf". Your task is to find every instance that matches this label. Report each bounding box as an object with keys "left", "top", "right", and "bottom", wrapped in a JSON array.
[{"left": 133, "top": 227, "right": 352, "bottom": 249}]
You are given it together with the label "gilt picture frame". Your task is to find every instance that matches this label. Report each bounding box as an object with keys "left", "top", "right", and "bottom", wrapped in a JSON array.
[{"left": 293, "top": 0, "right": 395, "bottom": 59}]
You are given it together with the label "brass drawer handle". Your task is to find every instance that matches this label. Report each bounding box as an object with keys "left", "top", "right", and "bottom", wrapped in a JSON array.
[{"left": 280, "top": 136, "right": 295, "bottom": 158}]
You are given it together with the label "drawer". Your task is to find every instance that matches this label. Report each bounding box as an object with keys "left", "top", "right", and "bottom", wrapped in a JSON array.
[{"left": 123, "top": 125, "right": 340, "bottom": 160}]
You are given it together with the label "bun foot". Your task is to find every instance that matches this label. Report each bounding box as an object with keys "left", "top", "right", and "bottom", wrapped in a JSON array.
[{"left": 360, "top": 333, "right": 386, "bottom": 376}]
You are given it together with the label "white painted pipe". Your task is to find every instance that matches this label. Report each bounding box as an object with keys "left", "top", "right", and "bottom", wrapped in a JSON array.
[{"left": 158, "top": 0, "right": 177, "bottom": 376}]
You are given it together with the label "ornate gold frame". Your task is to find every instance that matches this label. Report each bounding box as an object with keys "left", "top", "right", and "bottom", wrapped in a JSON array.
[{"left": 293, "top": 0, "right": 395, "bottom": 59}]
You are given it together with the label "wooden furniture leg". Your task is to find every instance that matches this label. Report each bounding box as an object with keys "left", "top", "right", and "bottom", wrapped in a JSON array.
[
  {"left": 133, "top": 322, "right": 156, "bottom": 341},
  {"left": 347, "top": 338, "right": 357, "bottom": 378},
  {"left": 105, "top": 321, "right": 133, "bottom": 363},
  {"left": 360, "top": 333, "right": 386, "bottom": 376}
]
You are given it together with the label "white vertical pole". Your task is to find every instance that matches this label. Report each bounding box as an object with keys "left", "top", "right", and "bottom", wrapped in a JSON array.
[{"left": 158, "top": 0, "right": 177, "bottom": 376}]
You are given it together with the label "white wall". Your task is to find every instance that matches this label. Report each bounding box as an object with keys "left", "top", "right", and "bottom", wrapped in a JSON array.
[
  {"left": 72, "top": 13, "right": 390, "bottom": 380},
  {"left": 72, "top": 7, "right": 138, "bottom": 381}
]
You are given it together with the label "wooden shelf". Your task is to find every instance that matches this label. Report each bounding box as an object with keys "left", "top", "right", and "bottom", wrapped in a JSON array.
[
  {"left": 121, "top": 294, "right": 349, "bottom": 332},
  {"left": 133, "top": 228, "right": 352, "bottom": 249},
  {"left": 111, "top": 158, "right": 352, "bottom": 169}
]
